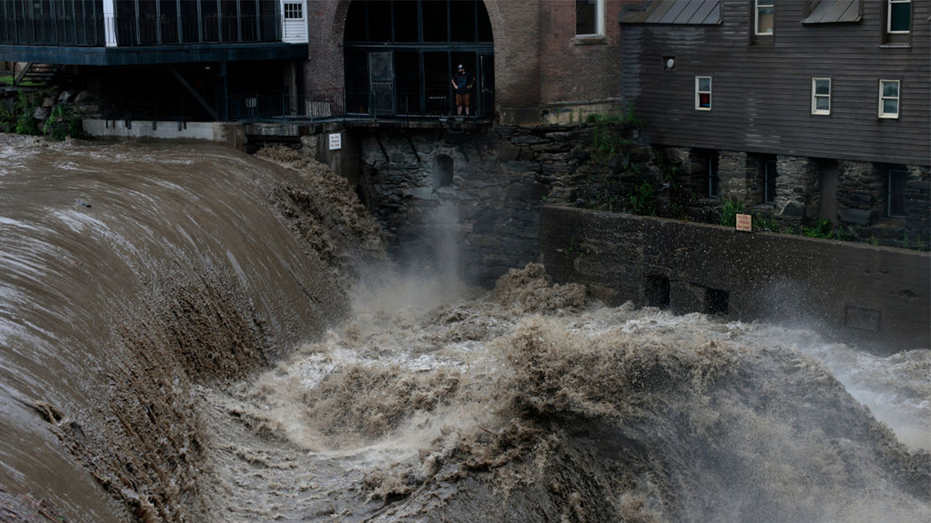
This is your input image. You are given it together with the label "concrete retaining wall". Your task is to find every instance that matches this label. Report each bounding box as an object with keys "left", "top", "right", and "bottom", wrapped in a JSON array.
[
  {"left": 83, "top": 119, "right": 244, "bottom": 148},
  {"left": 541, "top": 205, "right": 930, "bottom": 353}
]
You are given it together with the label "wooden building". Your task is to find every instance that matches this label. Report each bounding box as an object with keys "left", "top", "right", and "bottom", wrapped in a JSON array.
[
  {"left": 620, "top": 0, "right": 929, "bottom": 247},
  {"left": 0, "top": 0, "right": 309, "bottom": 121}
]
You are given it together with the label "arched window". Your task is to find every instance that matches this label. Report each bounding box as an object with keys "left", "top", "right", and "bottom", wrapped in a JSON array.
[{"left": 343, "top": 0, "right": 494, "bottom": 118}]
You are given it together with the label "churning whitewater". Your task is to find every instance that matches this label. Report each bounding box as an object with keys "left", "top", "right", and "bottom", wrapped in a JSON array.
[{"left": 0, "top": 136, "right": 927, "bottom": 522}]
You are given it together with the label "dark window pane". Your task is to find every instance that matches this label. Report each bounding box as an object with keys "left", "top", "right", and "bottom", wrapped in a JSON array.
[
  {"left": 424, "top": 51, "right": 449, "bottom": 114},
  {"left": 344, "top": 1, "right": 366, "bottom": 42},
  {"left": 890, "top": 2, "right": 910, "bottom": 32},
  {"left": 345, "top": 49, "right": 370, "bottom": 113},
  {"left": 450, "top": 0, "right": 475, "bottom": 41},
  {"left": 367, "top": 0, "right": 390, "bottom": 41},
  {"left": 765, "top": 160, "right": 777, "bottom": 203},
  {"left": 708, "top": 153, "right": 719, "bottom": 197},
  {"left": 395, "top": 51, "right": 421, "bottom": 114},
  {"left": 159, "top": 0, "right": 178, "bottom": 43},
  {"left": 202, "top": 0, "right": 220, "bottom": 42},
  {"left": 423, "top": 0, "right": 447, "bottom": 42},
  {"left": 576, "top": 0, "right": 596, "bottom": 35},
  {"left": 394, "top": 0, "right": 418, "bottom": 42},
  {"left": 888, "top": 169, "right": 907, "bottom": 217},
  {"left": 477, "top": 1, "right": 492, "bottom": 41},
  {"left": 699, "top": 93, "right": 710, "bottom": 108}
]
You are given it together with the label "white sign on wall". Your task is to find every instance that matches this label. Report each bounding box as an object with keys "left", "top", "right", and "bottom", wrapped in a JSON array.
[{"left": 328, "top": 133, "right": 342, "bottom": 151}]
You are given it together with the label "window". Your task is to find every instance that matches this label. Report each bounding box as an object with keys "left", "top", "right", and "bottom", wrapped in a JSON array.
[
  {"left": 755, "top": 0, "right": 774, "bottom": 35},
  {"left": 695, "top": 76, "right": 712, "bottom": 110},
  {"left": 811, "top": 78, "right": 831, "bottom": 115},
  {"left": 284, "top": 2, "right": 303, "bottom": 19},
  {"left": 888, "top": 0, "right": 911, "bottom": 34},
  {"left": 879, "top": 80, "right": 900, "bottom": 118},
  {"left": 576, "top": 0, "right": 603, "bottom": 36},
  {"left": 707, "top": 152, "right": 719, "bottom": 198},
  {"left": 764, "top": 159, "right": 777, "bottom": 204},
  {"left": 888, "top": 169, "right": 907, "bottom": 217}
]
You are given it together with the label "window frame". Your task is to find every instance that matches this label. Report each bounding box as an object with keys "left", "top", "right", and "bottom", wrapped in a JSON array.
[
  {"left": 755, "top": 0, "right": 775, "bottom": 36},
  {"left": 707, "top": 152, "right": 720, "bottom": 198},
  {"left": 695, "top": 76, "right": 712, "bottom": 111},
  {"left": 887, "top": 168, "right": 907, "bottom": 218},
  {"left": 887, "top": 0, "right": 911, "bottom": 34},
  {"left": 284, "top": 2, "right": 304, "bottom": 20},
  {"left": 811, "top": 77, "right": 831, "bottom": 115},
  {"left": 763, "top": 159, "right": 777, "bottom": 204},
  {"left": 878, "top": 79, "right": 900, "bottom": 119},
  {"left": 575, "top": 0, "right": 604, "bottom": 37}
]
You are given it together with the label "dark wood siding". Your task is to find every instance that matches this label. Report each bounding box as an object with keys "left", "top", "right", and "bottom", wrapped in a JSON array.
[{"left": 621, "top": 1, "right": 930, "bottom": 166}]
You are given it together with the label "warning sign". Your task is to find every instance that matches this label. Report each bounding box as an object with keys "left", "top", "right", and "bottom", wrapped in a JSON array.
[
  {"left": 736, "top": 213, "right": 752, "bottom": 232},
  {"left": 328, "top": 133, "right": 342, "bottom": 151}
]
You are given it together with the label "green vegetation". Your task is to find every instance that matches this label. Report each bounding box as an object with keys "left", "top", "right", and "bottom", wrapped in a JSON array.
[
  {"left": 628, "top": 181, "right": 657, "bottom": 216},
  {"left": 0, "top": 91, "right": 84, "bottom": 141},
  {"left": 752, "top": 213, "right": 780, "bottom": 233},
  {"left": 585, "top": 105, "right": 643, "bottom": 164},
  {"left": 43, "top": 103, "right": 84, "bottom": 141},
  {"left": 719, "top": 198, "right": 744, "bottom": 227}
]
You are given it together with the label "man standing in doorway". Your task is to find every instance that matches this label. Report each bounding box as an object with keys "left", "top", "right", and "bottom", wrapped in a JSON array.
[{"left": 451, "top": 64, "right": 474, "bottom": 116}]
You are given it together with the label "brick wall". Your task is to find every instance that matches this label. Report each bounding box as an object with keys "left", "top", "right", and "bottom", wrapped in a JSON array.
[
  {"left": 537, "top": 0, "right": 624, "bottom": 106},
  {"left": 303, "top": 0, "right": 627, "bottom": 125}
]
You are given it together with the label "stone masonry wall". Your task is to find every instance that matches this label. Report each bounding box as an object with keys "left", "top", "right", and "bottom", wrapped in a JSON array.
[
  {"left": 775, "top": 155, "right": 821, "bottom": 225},
  {"left": 541, "top": 206, "right": 931, "bottom": 353},
  {"left": 357, "top": 123, "right": 632, "bottom": 285}
]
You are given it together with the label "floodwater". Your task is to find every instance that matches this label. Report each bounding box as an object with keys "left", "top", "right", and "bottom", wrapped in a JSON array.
[{"left": 0, "top": 135, "right": 927, "bottom": 522}]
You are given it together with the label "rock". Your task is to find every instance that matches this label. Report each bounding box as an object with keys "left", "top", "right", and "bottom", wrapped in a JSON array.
[
  {"left": 42, "top": 96, "right": 55, "bottom": 108},
  {"left": 58, "top": 90, "right": 76, "bottom": 104},
  {"left": 840, "top": 209, "right": 873, "bottom": 226},
  {"left": 74, "top": 90, "right": 96, "bottom": 103},
  {"left": 495, "top": 141, "right": 520, "bottom": 162},
  {"left": 510, "top": 134, "right": 549, "bottom": 146},
  {"left": 33, "top": 106, "right": 48, "bottom": 120}
]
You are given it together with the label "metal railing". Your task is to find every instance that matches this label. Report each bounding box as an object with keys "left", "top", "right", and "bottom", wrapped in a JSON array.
[
  {"left": 0, "top": 14, "right": 105, "bottom": 46},
  {"left": 0, "top": 13, "right": 285, "bottom": 47},
  {"left": 112, "top": 14, "right": 282, "bottom": 47},
  {"left": 227, "top": 88, "right": 488, "bottom": 122}
]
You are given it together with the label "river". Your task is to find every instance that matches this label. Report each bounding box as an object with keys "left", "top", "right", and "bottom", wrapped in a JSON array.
[{"left": 0, "top": 135, "right": 927, "bottom": 522}]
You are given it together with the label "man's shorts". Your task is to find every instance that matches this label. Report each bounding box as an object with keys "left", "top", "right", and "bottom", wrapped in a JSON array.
[{"left": 455, "top": 93, "right": 471, "bottom": 106}]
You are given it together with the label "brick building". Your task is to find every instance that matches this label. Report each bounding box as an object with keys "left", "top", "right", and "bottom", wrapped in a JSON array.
[{"left": 304, "top": 0, "right": 626, "bottom": 124}]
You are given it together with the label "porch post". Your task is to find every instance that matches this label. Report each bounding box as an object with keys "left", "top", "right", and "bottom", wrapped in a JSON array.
[{"left": 102, "top": 0, "right": 116, "bottom": 47}]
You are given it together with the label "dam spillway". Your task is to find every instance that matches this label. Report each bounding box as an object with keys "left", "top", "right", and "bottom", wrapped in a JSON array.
[{"left": 0, "top": 135, "right": 927, "bottom": 522}]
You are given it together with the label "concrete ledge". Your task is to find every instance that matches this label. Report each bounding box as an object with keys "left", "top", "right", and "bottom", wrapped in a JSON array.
[
  {"left": 83, "top": 119, "right": 244, "bottom": 148},
  {"left": 541, "top": 205, "right": 930, "bottom": 353}
]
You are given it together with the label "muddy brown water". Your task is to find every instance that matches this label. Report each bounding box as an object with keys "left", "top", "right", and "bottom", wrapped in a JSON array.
[{"left": 0, "top": 136, "right": 928, "bottom": 522}]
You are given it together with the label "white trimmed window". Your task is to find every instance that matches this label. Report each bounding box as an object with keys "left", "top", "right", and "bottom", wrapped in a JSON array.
[
  {"left": 695, "top": 76, "right": 712, "bottom": 110},
  {"left": 888, "top": 0, "right": 911, "bottom": 34},
  {"left": 811, "top": 78, "right": 831, "bottom": 115},
  {"left": 284, "top": 2, "right": 304, "bottom": 19},
  {"left": 755, "top": 0, "right": 774, "bottom": 35},
  {"left": 576, "top": 0, "right": 604, "bottom": 36},
  {"left": 879, "top": 80, "right": 900, "bottom": 119}
]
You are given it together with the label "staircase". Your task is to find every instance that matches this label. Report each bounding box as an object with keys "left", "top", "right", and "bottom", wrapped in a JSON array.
[{"left": 14, "top": 63, "right": 62, "bottom": 86}]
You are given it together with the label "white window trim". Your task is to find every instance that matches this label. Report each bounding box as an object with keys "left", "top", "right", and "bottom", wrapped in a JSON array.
[
  {"left": 811, "top": 78, "right": 831, "bottom": 115},
  {"left": 695, "top": 76, "right": 712, "bottom": 111},
  {"left": 879, "top": 79, "right": 900, "bottom": 119},
  {"left": 755, "top": 0, "right": 774, "bottom": 36},
  {"left": 576, "top": 0, "right": 604, "bottom": 37},
  {"left": 888, "top": 0, "right": 911, "bottom": 34}
]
